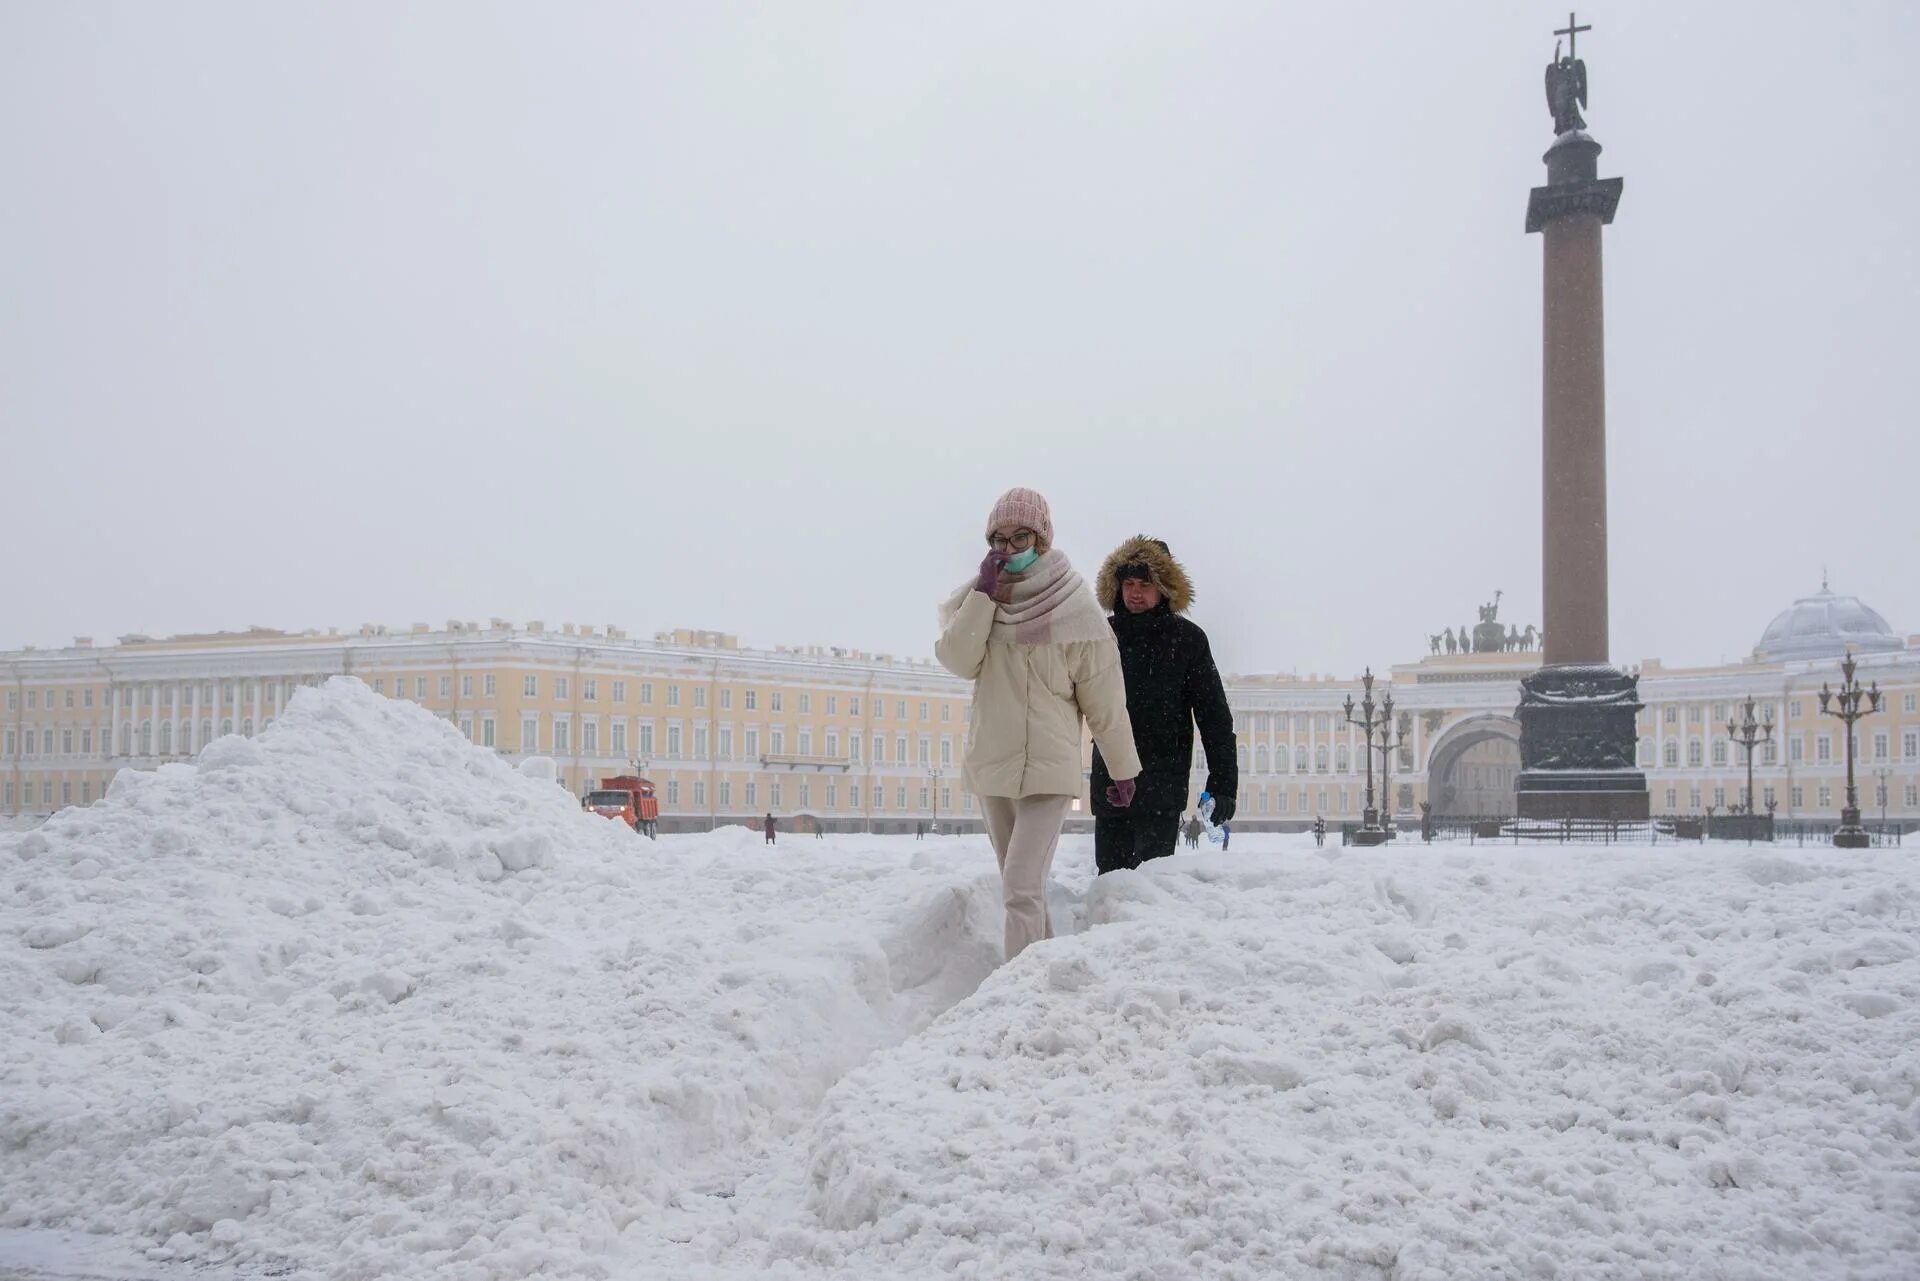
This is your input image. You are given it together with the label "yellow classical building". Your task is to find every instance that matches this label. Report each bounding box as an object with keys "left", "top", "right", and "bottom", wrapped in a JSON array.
[{"left": 5, "top": 586, "right": 1917, "bottom": 830}]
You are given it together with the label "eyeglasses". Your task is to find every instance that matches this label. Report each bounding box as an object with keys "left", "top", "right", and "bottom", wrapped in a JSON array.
[{"left": 987, "top": 530, "right": 1038, "bottom": 552}]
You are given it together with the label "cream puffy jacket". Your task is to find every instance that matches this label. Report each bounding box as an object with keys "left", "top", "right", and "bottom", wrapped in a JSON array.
[{"left": 936, "top": 589, "right": 1142, "bottom": 799}]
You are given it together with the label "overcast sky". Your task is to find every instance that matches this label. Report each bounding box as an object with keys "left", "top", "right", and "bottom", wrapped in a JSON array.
[{"left": 5, "top": 1, "right": 1916, "bottom": 677}]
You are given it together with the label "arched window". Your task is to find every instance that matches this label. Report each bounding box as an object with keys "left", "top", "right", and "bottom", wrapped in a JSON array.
[
  {"left": 1336, "top": 745, "right": 1350, "bottom": 772},
  {"left": 241, "top": 718, "right": 254, "bottom": 737},
  {"left": 139, "top": 721, "right": 152, "bottom": 756},
  {"left": 201, "top": 720, "right": 212, "bottom": 750},
  {"left": 159, "top": 722, "right": 173, "bottom": 755},
  {"left": 1637, "top": 737, "right": 1651, "bottom": 767},
  {"left": 221, "top": 718, "right": 233, "bottom": 737},
  {"left": 1294, "top": 746, "right": 1308, "bottom": 772},
  {"left": 1711, "top": 741, "right": 1728, "bottom": 766},
  {"left": 1255, "top": 747, "right": 1270, "bottom": 773},
  {"left": 1687, "top": 740, "right": 1703, "bottom": 767},
  {"left": 1315, "top": 745, "right": 1330, "bottom": 773},
  {"left": 1663, "top": 742, "right": 1678, "bottom": 767},
  {"left": 119, "top": 723, "right": 132, "bottom": 756},
  {"left": 1237, "top": 745, "right": 1249, "bottom": 770}
]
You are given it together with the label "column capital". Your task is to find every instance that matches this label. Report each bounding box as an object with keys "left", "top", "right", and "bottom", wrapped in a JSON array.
[{"left": 1527, "top": 177, "right": 1623, "bottom": 233}]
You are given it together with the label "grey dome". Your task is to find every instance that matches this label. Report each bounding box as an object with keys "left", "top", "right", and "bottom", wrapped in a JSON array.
[{"left": 1755, "top": 585, "right": 1903, "bottom": 662}]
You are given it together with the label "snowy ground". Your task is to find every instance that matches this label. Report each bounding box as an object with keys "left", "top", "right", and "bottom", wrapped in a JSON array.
[{"left": 4, "top": 681, "right": 1917, "bottom": 1280}]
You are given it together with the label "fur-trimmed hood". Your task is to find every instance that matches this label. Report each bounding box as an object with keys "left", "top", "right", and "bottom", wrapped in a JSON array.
[{"left": 1095, "top": 536, "right": 1194, "bottom": 615}]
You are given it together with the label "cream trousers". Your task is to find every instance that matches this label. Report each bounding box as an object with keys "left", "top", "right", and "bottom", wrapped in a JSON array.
[{"left": 979, "top": 793, "right": 1073, "bottom": 961}]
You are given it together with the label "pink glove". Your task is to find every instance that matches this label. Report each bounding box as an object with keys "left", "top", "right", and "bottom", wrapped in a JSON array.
[
  {"left": 976, "top": 550, "right": 1012, "bottom": 595},
  {"left": 1105, "top": 778, "right": 1136, "bottom": 808}
]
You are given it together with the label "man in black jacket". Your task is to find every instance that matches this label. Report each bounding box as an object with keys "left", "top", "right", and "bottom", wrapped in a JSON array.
[{"left": 1089, "top": 537, "right": 1237, "bottom": 874}]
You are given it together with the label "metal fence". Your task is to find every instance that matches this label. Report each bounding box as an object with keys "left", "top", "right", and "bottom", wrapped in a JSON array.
[{"left": 1411, "top": 814, "right": 1908, "bottom": 848}]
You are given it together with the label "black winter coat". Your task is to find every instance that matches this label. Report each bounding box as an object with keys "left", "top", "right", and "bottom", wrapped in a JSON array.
[{"left": 1090, "top": 605, "right": 1237, "bottom": 817}]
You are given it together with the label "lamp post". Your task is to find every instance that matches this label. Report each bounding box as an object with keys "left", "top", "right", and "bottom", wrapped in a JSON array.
[
  {"left": 927, "top": 767, "right": 942, "bottom": 834},
  {"left": 1724, "top": 695, "right": 1774, "bottom": 843},
  {"left": 1818, "top": 649, "right": 1884, "bottom": 848},
  {"left": 1872, "top": 766, "right": 1892, "bottom": 825},
  {"left": 1342, "top": 668, "right": 1393, "bottom": 846}
]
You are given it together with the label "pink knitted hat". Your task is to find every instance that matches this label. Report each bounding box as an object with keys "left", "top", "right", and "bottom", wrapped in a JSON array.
[{"left": 985, "top": 487, "right": 1053, "bottom": 551}]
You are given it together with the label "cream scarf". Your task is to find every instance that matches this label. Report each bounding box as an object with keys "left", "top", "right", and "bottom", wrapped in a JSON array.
[{"left": 940, "top": 550, "right": 1112, "bottom": 647}]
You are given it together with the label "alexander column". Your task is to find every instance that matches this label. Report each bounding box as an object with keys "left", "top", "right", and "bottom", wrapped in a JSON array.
[{"left": 1515, "top": 14, "right": 1650, "bottom": 821}]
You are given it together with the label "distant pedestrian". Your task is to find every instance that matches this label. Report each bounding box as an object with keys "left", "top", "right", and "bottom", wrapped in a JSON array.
[
  {"left": 1184, "top": 814, "right": 1204, "bottom": 849},
  {"left": 936, "top": 487, "right": 1140, "bottom": 961},
  {"left": 763, "top": 812, "right": 776, "bottom": 845},
  {"left": 915, "top": 821, "right": 926, "bottom": 840},
  {"left": 1312, "top": 815, "right": 1326, "bottom": 847}
]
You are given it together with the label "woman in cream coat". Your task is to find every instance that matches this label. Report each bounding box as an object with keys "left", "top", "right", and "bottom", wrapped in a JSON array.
[{"left": 937, "top": 487, "right": 1142, "bottom": 961}]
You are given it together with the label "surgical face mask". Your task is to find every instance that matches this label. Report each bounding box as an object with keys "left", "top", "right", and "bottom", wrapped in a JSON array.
[{"left": 1003, "top": 547, "right": 1041, "bottom": 574}]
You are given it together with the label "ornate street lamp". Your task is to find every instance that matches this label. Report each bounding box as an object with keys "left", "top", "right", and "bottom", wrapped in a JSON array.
[
  {"left": 1724, "top": 695, "right": 1773, "bottom": 842},
  {"left": 1342, "top": 668, "right": 1393, "bottom": 846},
  {"left": 1872, "top": 766, "right": 1892, "bottom": 825},
  {"left": 1373, "top": 711, "right": 1412, "bottom": 837},
  {"left": 927, "top": 766, "right": 943, "bottom": 834},
  {"left": 1818, "top": 649, "right": 1884, "bottom": 848}
]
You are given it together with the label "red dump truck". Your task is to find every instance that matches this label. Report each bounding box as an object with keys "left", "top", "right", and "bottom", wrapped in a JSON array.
[{"left": 584, "top": 775, "right": 660, "bottom": 838}]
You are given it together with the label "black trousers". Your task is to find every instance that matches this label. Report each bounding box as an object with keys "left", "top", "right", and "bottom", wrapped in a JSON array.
[{"left": 1094, "top": 811, "right": 1183, "bottom": 874}]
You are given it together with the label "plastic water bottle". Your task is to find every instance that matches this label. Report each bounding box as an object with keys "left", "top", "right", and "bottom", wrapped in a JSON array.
[{"left": 1197, "top": 792, "right": 1227, "bottom": 845}]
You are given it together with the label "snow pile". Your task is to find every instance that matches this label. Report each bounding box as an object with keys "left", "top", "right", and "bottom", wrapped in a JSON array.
[
  {"left": 0, "top": 678, "right": 1003, "bottom": 1279},
  {"left": 707, "top": 845, "right": 1920, "bottom": 1280}
]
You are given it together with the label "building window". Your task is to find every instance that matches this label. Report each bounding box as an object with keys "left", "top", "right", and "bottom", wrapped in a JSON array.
[
  {"left": 584, "top": 680, "right": 598, "bottom": 702},
  {"left": 1905, "top": 693, "right": 1917, "bottom": 714},
  {"left": 667, "top": 685, "right": 681, "bottom": 707},
  {"left": 873, "top": 733, "right": 886, "bottom": 763},
  {"left": 1662, "top": 742, "right": 1678, "bottom": 767},
  {"left": 895, "top": 786, "right": 908, "bottom": 809},
  {"left": 1713, "top": 786, "right": 1725, "bottom": 809},
  {"left": 1791, "top": 786, "right": 1804, "bottom": 809},
  {"left": 612, "top": 721, "right": 627, "bottom": 755},
  {"left": 798, "top": 694, "right": 810, "bottom": 714},
  {"left": 555, "top": 677, "right": 570, "bottom": 701},
  {"left": 798, "top": 781, "right": 811, "bottom": 809},
  {"left": 693, "top": 781, "right": 705, "bottom": 807},
  {"left": 825, "top": 731, "right": 839, "bottom": 757},
  {"left": 720, "top": 780, "right": 732, "bottom": 807},
  {"left": 849, "top": 696, "right": 861, "bottom": 717},
  {"left": 641, "top": 683, "right": 654, "bottom": 705},
  {"left": 896, "top": 700, "right": 908, "bottom": 720},
  {"left": 771, "top": 692, "right": 783, "bottom": 712},
  {"left": 640, "top": 722, "right": 655, "bottom": 755},
  {"left": 1315, "top": 746, "right": 1329, "bottom": 772},
  {"left": 612, "top": 680, "right": 626, "bottom": 702},
  {"left": 1688, "top": 787, "right": 1701, "bottom": 811},
  {"left": 461, "top": 675, "right": 474, "bottom": 698},
  {"left": 919, "top": 702, "right": 930, "bottom": 721},
  {"left": 1636, "top": 738, "right": 1651, "bottom": 767},
  {"left": 554, "top": 720, "right": 571, "bottom": 753},
  {"left": 918, "top": 737, "right": 931, "bottom": 766},
  {"left": 667, "top": 780, "right": 680, "bottom": 805},
  {"left": 415, "top": 678, "right": 427, "bottom": 699},
  {"left": 485, "top": 674, "right": 497, "bottom": 697},
  {"left": 1295, "top": 746, "right": 1308, "bottom": 772},
  {"left": 1816, "top": 735, "right": 1832, "bottom": 762},
  {"left": 770, "top": 729, "right": 785, "bottom": 754},
  {"left": 942, "top": 704, "right": 952, "bottom": 723},
  {"left": 482, "top": 718, "right": 496, "bottom": 748},
  {"left": 582, "top": 720, "right": 598, "bottom": 754},
  {"left": 849, "top": 735, "right": 861, "bottom": 763},
  {"left": 744, "top": 690, "right": 756, "bottom": 710},
  {"left": 522, "top": 718, "right": 538, "bottom": 752},
  {"left": 1906, "top": 784, "right": 1919, "bottom": 809},
  {"left": 668, "top": 725, "right": 683, "bottom": 757},
  {"left": 694, "top": 687, "right": 707, "bottom": 710},
  {"left": 156, "top": 724, "right": 170, "bottom": 755},
  {"left": 1818, "top": 785, "right": 1831, "bottom": 808},
  {"left": 695, "top": 726, "right": 709, "bottom": 759},
  {"left": 1687, "top": 705, "right": 1702, "bottom": 724},
  {"left": 1904, "top": 731, "right": 1918, "bottom": 761},
  {"left": 1711, "top": 741, "right": 1728, "bottom": 766},
  {"left": 461, "top": 717, "right": 474, "bottom": 741},
  {"left": 941, "top": 737, "right": 952, "bottom": 767},
  {"left": 721, "top": 688, "right": 732, "bottom": 710},
  {"left": 1687, "top": 740, "right": 1703, "bottom": 767},
  {"left": 1873, "top": 732, "right": 1889, "bottom": 761},
  {"left": 770, "top": 780, "right": 782, "bottom": 808},
  {"left": 1663, "top": 787, "right": 1677, "bottom": 810},
  {"left": 1335, "top": 745, "right": 1350, "bottom": 772},
  {"left": 919, "top": 787, "right": 930, "bottom": 811},
  {"left": 524, "top": 675, "right": 538, "bottom": 697}
]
